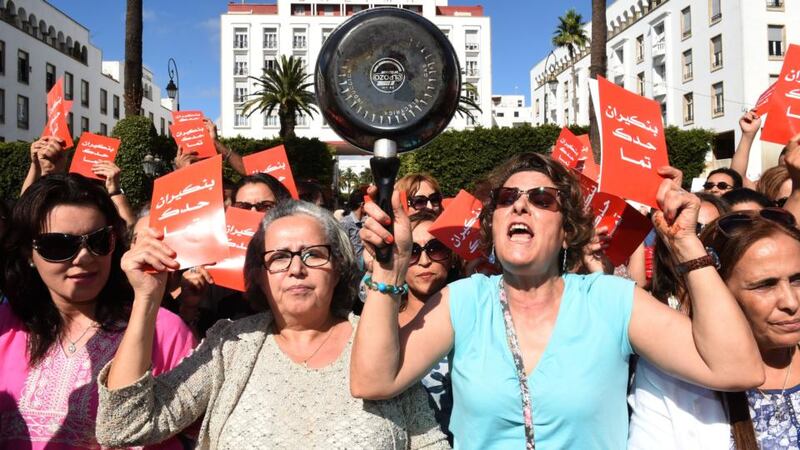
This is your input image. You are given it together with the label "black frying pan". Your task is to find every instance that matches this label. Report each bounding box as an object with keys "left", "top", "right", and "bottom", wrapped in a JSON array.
[{"left": 316, "top": 7, "right": 461, "bottom": 262}]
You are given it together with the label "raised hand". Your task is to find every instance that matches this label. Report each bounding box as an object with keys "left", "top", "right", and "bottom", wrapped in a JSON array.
[
  {"left": 651, "top": 166, "right": 701, "bottom": 259},
  {"left": 91, "top": 161, "right": 122, "bottom": 194},
  {"left": 31, "top": 136, "right": 66, "bottom": 175},
  {"left": 174, "top": 150, "right": 199, "bottom": 170},
  {"left": 739, "top": 109, "right": 762, "bottom": 137},
  {"left": 358, "top": 187, "right": 412, "bottom": 283},
  {"left": 121, "top": 227, "right": 180, "bottom": 302}
]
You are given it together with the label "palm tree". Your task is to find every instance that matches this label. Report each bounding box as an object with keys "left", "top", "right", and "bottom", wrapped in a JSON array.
[
  {"left": 455, "top": 82, "right": 482, "bottom": 124},
  {"left": 124, "top": 0, "right": 143, "bottom": 117},
  {"left": 552, "top": 9, "right": 589, "bottom": 126},
  {"left": 243, "top": 55, "right": 317, "bottom": 141},
  {"left": 589, "top": 0, "right": 608, "bottom": 161}
]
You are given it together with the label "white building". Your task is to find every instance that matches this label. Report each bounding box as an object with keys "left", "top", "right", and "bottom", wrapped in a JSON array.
[
  {"left": 530, "top": 0, "right": 798, "bottom": 177},
  {"left": 0, "top": 0, "right": 174, "bottom": 143},
  {"left": 219, "top": 0, "right": 492, "bottom": 155},
  {"left": 491, "top": 94, "right": 532, "bottom": 128}
]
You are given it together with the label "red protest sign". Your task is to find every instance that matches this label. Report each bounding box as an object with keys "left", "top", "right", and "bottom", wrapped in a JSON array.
[
  {"left": 150, "top": 155, "right": 229, "bottom": 269},
  {"left": 206, "top": 207, "right": 264, "bottom": 292},
  {"left": 242, "top": 145, "right": 300, "bottom": 199},
  {"left": 575, "top": 135, "right": 600, "bottom": 182},
  {"left": 41, "top": 77, "right": 74, "bottom": 149},
  {"left": 68, "top": 132, "right": 120, "bottom": 180},
  {"left": 170, "top": 119, "right": 217, "bottom": 159},
  {"left": 172, "top": 110, "right": 205, "bottom": 124},
  {"left": 754, "top": 82, "right": 778, "bottom": 117},
  {"left": 589, "top": 192, "right": 652, "bottom": 266},
  {"left": 762, "top": 44, "right": 800, "bottom": 145},
  {"left": 427, "top": 189, "right": 483, "bottom": 261},
  {"left": 552, "top": 128, "right": 583, "bottom": 169},
  {"left": 574, "top": 169, "right": 599, "bottom": 210},
  {"left": 595, "top": 76, "right": 669, "bottom": 209}
]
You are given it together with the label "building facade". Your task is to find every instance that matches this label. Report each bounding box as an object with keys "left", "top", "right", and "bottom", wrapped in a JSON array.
[
  {"left": 219, "top": 0, "right": 492, "bottom": 151},
  {"left": 530, "top": 0, "right": 798, "bottom": 177},
  {"left": 0, "top": 0, "right": 174, "bottom": 143},
  {"left": 491, "top": 94, "right": 532, "bottom": 128}
]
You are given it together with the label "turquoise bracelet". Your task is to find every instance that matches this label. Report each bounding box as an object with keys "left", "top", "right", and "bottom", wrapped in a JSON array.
[{"left": 363, "top": 274, "right": 408, "bottom": 296}]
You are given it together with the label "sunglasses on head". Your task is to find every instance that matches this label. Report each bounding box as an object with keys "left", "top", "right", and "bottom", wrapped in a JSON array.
[
  {"left": 491, "top": 186, "right": 563, "bottom": 212},
  {"left": 410, "top": 239, "right": 451, "bottom": 265},
  {"left": 776, "top": 197, "right": 789, "bottom": 208},
  {"left": 32, "top": 226, "right": 115, "bottom": 263},
  {"left": 407, "top": 193, "right": 443, "bottom": 210},
  {"left": 716, "top": 208, "right": 796, "bottom": 238},
  {"left": 703, "top": 181, "right": 733, "bottom": 191},
  {"left": 232, "top": 200, "right": 276, "bottom": 212}
]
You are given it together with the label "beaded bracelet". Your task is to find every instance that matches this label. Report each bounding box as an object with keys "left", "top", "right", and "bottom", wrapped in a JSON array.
[{"left": 363, "top": 274, "right": 408, "bottom": 296}]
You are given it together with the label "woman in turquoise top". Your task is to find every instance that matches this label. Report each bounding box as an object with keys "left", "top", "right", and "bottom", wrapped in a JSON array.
[{"left": 351, "top": 152, "right": 766, "bottom": 449}]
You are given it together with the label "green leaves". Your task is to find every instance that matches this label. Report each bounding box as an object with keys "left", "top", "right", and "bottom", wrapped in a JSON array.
[{"left": 552, "top": 8, "right": 589, "bottom": 60}]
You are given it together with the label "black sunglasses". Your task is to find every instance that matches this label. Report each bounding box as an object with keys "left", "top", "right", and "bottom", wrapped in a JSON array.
[
  {"left": 491, "top": 186, "right": 563, "bottom": 212},
  {"left": 716, "top": 208, "right": 796, "bottom": 238},
  {"left": 703, "top": 181, "right": 734, "bottom": 191},
  {"left": 776, "top": 197, "right": 789, "bottom": 208},
  {"left": 410, "top": 239, "right": 451, "bottom": 265},
  {"left": 32, "top": 226, "right": 115, "bottom": 262},
  {"left": 232, "top": 200, "right": 276, "bottom": 212},
  {"left": 408, "top": 193, "right": 443, "bottom": 210}
]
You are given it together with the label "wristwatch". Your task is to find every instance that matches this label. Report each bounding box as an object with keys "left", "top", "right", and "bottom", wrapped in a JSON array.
[
  {"left": 108, "top": 187, "right": 125, "bottom": 197},
  {"left": 676, "top": 246, "right": 721, "bottom": 276}
]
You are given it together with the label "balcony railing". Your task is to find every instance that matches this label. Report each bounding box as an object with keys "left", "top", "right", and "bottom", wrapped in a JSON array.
[
  {"left": 293, "top": 36, "right": 307, "bottom": 49},
  {"left": 652, "top": 39, "right": 666, "bottom": 57},
  {"left": 712, "top": 51, "right": 723, "bottom": 68},
  {"left": 465, "top": 43, "right": 479, "bottom": 52}
]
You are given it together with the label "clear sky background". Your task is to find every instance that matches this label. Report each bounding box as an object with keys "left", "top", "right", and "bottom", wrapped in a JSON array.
[{"left": 48, "top": 0, "right": 591, "bottom": 120}]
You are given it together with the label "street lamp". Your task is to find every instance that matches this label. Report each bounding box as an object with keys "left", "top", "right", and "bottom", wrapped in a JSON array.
[
  {"left": 166, "top": 58, "right": 180, "bottom": 111},
  {"left": 142, "top": 153, "right": 165, "bottom": 178},
  {"left": 542, "top": 50, "right": 557, "bottom": 125}
]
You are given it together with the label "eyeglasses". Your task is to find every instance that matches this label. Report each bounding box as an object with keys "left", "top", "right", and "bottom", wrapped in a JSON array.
[
  {"left": 410, "top": 239, "right": 451, "bottom": 265},
  {"left": 703, "top": 181, "right": 734, "bottom": 191},
  {"left": 776, "top": 197, "right": 789, "bottom": 208},
  {"left": 232, "top": 200, "right": 276, "bottom": 212},
  {"left": 262, "top": 244, "right": 332, "bottom": 273},
  {"left": 32, "top": 226, "right": 115, "bottom": 262},
  {"left": 407, "top": 193, "right": 443, "bottom": 210},
  {"left": 716, "top": 208, "right": 797, "bottom": 238},
  {"left": 491, "top": 187, "right": 563, "bottom": 212}
]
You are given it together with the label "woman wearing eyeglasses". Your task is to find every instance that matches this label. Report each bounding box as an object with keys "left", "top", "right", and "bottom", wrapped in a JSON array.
[
  {"left": 397, "top": 173, "right": 444, "bottom": 214},
  {"left": 703, "top": 168, "right": 743, "bottom": 197},
  {"left": 95, "top": 200, "right": 448, "bottom": 449},
  {"left": 352, "top": 152, "right": 764, "bottom": 449},
  {"left": 629, "top": 208, "right": 800, "bottom": 450},
  {"left": 0, "top": 174, "right": 195, "bottom": 449}
]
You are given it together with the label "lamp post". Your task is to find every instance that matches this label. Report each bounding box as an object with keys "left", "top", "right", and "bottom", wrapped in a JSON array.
[
  {"left": 542, "top": 50, "right": 557, "bottom": 125},
  {"left": 166, "top": 58, "right": 180, "bottom": 111}
]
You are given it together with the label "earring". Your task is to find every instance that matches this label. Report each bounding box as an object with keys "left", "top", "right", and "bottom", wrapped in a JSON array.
[
  {"left": 488, "top": 245, "right": 496, "bottom": 264},
  {"left": 561, "top": 249, "right": 568, "bottom": 273},
  {"left": 28, "top": 260, "right": 35, "bottom": 268}
]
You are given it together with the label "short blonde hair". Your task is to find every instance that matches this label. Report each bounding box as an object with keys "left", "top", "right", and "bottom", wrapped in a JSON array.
[{"left": 396, "top": 173, "right": 442, "bottom": 198}]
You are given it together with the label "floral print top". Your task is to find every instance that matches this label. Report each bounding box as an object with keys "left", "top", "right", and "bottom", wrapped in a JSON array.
[{"left": 748, "top": 384, "right": 800, "bottom": 450}]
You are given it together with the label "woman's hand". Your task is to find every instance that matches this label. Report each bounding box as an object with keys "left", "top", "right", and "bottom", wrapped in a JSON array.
[
  {"left": 358, "top": 187, "right": 412, "bottom": 284},
  {"left": 652, "top": 166, "right": 703, "bottom": 261},
  {"left": 121, "top": 227, "right": 179, "bottom": 302},
  {"left": 179, "top": 266, "right": 214, "bottom": 308},
  {"left": 31, "top": 136, "right": 66, "bottom": 175},
  {"left": 739, "top": 109, "right": 762, "bottom": 137},
  {"left": 174, "top": 151, "right": 199, "bottom": 170},
  {"left": 91, "top": 161, "right": 122, "bottom": 194},
  {"left": 581, "top": 224, "right": 611, "bottom": 273}
]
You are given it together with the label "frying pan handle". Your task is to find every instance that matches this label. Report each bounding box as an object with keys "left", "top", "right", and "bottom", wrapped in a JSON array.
[{"left": 370, "top": 155, "right": 401, "bottom": 264}]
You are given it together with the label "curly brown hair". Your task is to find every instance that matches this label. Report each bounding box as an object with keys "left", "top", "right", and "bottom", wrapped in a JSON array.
[{"left": 478, "top": 152, "right": 594, "bottom": 274}]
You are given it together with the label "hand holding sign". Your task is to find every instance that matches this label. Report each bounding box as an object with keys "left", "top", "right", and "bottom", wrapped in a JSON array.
[
  {"left": 42, "top": 78, "right": 74, "bottom": 149},
  {"left": 206, "top": 207, "right": 265, "bottom": 292},
  {"left": 31, "top": 136, "right": 67, "bottom": 176},
  {"left": 120, "top": 226, "right": 179, "bottom": 302},
  {"left": 763, "top": 44, "right": 800, "bottom": 145},
  {"left": 69, "top": 132, "right": 121, "bottom": 181}
]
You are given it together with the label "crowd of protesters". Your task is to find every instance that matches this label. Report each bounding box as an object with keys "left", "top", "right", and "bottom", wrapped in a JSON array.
[{"left": 1, "top": 109, "right": 800, "bottom": 450}]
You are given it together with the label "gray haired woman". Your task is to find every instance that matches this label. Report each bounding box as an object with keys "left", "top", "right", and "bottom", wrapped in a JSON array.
[{"left": 95, "top": 200, "right": 448, "bottom": 449}]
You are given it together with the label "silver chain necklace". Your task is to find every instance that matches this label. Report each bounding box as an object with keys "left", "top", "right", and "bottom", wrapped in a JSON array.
[{"left": 65, "top": 322, "right": 96, "bottom": 354}]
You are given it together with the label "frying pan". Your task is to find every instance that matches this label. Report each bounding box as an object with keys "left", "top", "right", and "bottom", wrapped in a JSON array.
[{"left": 316, "top": 7, "right": 461, "bottom": 262}]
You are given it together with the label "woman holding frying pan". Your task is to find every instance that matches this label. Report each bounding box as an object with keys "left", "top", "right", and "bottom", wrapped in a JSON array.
[{"left": 351, "top": 152, "right": 764, "bottom": 449}]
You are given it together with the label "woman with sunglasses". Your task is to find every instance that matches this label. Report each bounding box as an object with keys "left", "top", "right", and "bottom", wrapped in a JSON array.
[
  {"left": 758, "top": 165, "right": 792, "bottom": 209},
  {"left": 630, "top": 208, "right": 800, "bottom": 449},
  {"left": 397, "top": 173, "right": 444, "bottom": 214},
  {"left": 231, "top": 173, "right": 292, "bottom": 213},
  {"left": 703, "top": 168, "right": 743, "bottom": 197},
  {"left": 95, "top": 200, "right": 448, "bottom": 448},
  {"left": 0, "top": 174, "right": 195, "bottom": 449},
  {"left": 352, "top": 152, "right": 764, "bottom": 449}
]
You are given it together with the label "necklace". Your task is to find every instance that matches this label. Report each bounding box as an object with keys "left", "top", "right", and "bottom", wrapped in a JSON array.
[
  {"left": 277, "top": 322, "right": 337, "bottom": 368},
  {"left": 65, "top": 322, "right": 96, "bottom": 354}
]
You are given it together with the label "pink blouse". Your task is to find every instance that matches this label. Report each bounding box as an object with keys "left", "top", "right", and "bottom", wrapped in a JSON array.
[{"left": 0, "top": 303, "right": 197, "bottom": 449}]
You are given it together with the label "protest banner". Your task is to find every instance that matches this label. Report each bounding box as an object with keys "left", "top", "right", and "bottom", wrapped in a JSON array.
[
  {"left": 150, "top": 155, "right": 229, "bottom": 269},
  {"left": 589, "top": 192, "right": 652, "bottom": 266},
  {"left": 762, "top": 45, "right": 800, "bottom": 144},
  {"left": 206, "top": 207, "right": 265, "bottom": 292},
  {"left": 242, "top": 145, "right": 300, "bottom": 199},
  {"left": 428, "top": 189, "right": 483, "bottom": 261},
  {"left": 172, "top": 110, "right": 205, "bottom": 124},
  {"left": 754, "top": 82, "right": 778, "bottom": 117},
  {"left": 41, "top": 78, "right": 74, "bottom": 148},
  {"left": 68, "top": 132, "right": 120, "bottom": 180},
  {"left": 170, "top": 119, "right": 217, "bottom": 159}
]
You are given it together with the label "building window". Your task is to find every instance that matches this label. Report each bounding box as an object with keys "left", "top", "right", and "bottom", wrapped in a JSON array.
[
  {"left": 234, "top": 81, "right": 248, "bottom": 103},
  {"left": 322, "top": 28, "right": 333, "bottom": 44},
  {"left": 64, "top": 72, "right": 74, "bottom": 100},
  {"left": 514, "top": 111, "right": 520, "bottom": 118},
  {"left": 292, "top": 28, "right": 307, "bottom": 50},
  {"left": 80, "top": 80, "right": 89, "bottom": 107},
  {"left": 264, "top": 112, "right": 278, "bottom": 127},
  {"left": 67, "top": 112, "right": 74, "bottom": 136},
  {"left": 100, "top": 123, "right": 108, "bottom": 136},
  {"left": 681, "top": 7, "right": 692, "bottom": 39},
  {"left": 535, "top": 98, "right": 540, "bottom": 117},
  {"left": 682, "top": 50, "right": 693, "bottom": 81},
  {"left": 160, "top": 118, "right": 165, "bottom": 135},
  {"left": 263, "top": 27, "right": 278, "bottom": 49},
  {"left": 296, "top": 112, "right": 308, "bottom": 127},
  {"left": 143, "top": 83, "right": 153, "bottom": 101},
  {"left": 635, "top": 35, "right": 644, "bottom": 62},
  {"left": 496, "top": 112, "right": 505, "bottom": 118},
  {"left": 712, "top": 82, "right": 724, "bottom": 116},
  {"left": 766, "top": 0, "right": 783, "bottom": 10},
  {"left": 637, "top": 72, "right": 645, "bottom": 95},
  {"left": 710, "top": 0, "right": 722, "bottom": 23},
  {"left": 683, "top": 93, "right": 694, "bottom": 124},
  {"left": 100, "top": 89, "right": 108, "bottom": 115},
  {"left": 234, "top": 28, "right": 248, "bottom": 49},
  {"left": 465, "top": 30, "right": 479, "bottom": 52},
  {"left": 264, "top": 55, "right": 277, "bottom": 72},
  {"left": 234, "top": 110, "right": 248, "bottom": 127},
  {"left": 45, "top": 63, "right": 56, "bottom": 91},
  {"left": 17, "top": 95, "right": 29, "bottom": 129},
  {"left": 710, "top": 35, "right": 723, "bottom": 70},
  {"left": 768, "top": 25, "right": 785, "bottom": 58},
  {"left": 17, "top": 50, "right": 29, "bottom": 84},
  {"left": 0, "top": 89, "right": 4, "bottom": 124},
  {"left": 292, "top": 4, "right": 309, "bottom": 15},
  {"left": 0, "top": 41, "right": 4, "bottom": 76},
  {"left": 319, "top": 4, "right": 337, "bottom": 16},
  {"left": 112, "top": 95, "right": 120, "bottom": 119},
  {"left": 234, "top": 54, "right": 248, "bottom": 76},
  {"left": 81, "top": 116, "right": 89, "bottom": 133},
  {"left": 465, "top": 59, "right": 479, "bottom": 77}
]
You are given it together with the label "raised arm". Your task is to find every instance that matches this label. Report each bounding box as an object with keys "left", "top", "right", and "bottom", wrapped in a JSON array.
[
  {"left": 350, "top": 188, "right": 455, "bottom": 400},
  {"left": 205, "top": 118, "right": 245, "bottom": 175},
  {"left": 628, "top": 167, "right": 763, "bottom": 391},
  {"left": 730, "top": 110, "right": 761, "bottom": 190},
  {"left": 21, "top": 136, "right": 66, "bottom": 194},
  {"left": 781, "top": 133, "right": 800, "bottom": 224},
  {"left": 91, "top": 161, "right": 136, "bottom": 227}
]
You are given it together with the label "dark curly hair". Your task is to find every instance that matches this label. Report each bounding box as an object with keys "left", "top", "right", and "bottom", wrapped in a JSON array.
[
  {"left": 0, "top": 174, "right": 132, "bottom": 366},
  {"left": 478, "top": 152, "right": 594, "bottom": 274}
]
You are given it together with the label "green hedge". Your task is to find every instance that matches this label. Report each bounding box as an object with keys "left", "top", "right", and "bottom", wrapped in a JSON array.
[
  {"left": 111, "top": 116, "right": 162, "bottom": 210},
  {"left": 400, "top": 124, "right": 714, "bottom": 194}
]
